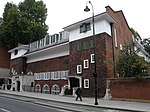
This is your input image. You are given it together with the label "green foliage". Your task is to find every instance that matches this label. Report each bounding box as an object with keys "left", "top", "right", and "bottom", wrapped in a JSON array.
[
  {"left": 0, "top": 0, "right": 48, "bottom": 49},
  {"left": 116, "top": 43, "right": 149, "bottom": 77},
  {"left": 141, "top": 37, "right": 150, "bottom": 55},
  {"left": 130, "top": 28, "right": 141, "bottom": 39}
]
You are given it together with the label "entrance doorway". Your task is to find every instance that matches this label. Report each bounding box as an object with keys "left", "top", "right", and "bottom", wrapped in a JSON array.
[{"left": 16, "top": 81, "right": 20, "bottom": 91}]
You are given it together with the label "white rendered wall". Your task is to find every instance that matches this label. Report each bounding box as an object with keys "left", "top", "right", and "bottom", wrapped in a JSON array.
[
  {"left": 69, "top": 19, "right": 111, "bottom": 42},
  {"left": 11, "top": 49, "right": 28, "bottom": 59},
  {"left": 27, "top": 43, "right": 69, "bottom": 63}
]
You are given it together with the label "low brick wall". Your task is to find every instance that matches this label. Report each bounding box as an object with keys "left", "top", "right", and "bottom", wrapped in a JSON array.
[{"left": 107, "top": 78, "right": 150, "bottom": 101}]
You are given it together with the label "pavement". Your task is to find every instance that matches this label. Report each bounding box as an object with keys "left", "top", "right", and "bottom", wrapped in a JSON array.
[{"left": 0, "top": 90, "right": 150, "bottom": 112}]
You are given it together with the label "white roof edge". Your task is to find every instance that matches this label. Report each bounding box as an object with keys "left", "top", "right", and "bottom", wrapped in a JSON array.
[
  {"left": 8, "top": 45, "right": 29, "bottom": 53},
  {"left": 63, "top": 12, "right": 116, "bottom": 30}
]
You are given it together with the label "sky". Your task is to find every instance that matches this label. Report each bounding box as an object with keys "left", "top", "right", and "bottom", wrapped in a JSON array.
[{"left": 0, "top": 0, "right": 150, "bottom": 39}]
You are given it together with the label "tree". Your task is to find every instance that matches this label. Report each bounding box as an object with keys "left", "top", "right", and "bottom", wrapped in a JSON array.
[
  {"left": 116, "top": 42, "right": 149, "bottom": 77},
  {"left": 0, "top": 0, "right": 48, "bottom": 49},
  {"left": 130, "top": 28, "right": 141, "bottom": 39},
  {"left": 141, "top": 37, "right": 150, "bottom": 55}
]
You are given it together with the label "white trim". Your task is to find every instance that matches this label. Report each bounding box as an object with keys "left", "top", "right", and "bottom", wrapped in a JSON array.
[
  {"left": 120, "top": 44, "right": 123, "bottom": 50},
  {"left": 114, "top": 28, "right": 118, "bottom": 48},
  {"left": 84, "top": 79, "right": 89, "bottom": 88},
  {"left": 91, "top": 54, "right": 95, "bottom": 63},
  {"left": 84, "top": 59, "right": 89, "bottom": 69},
  {"left": 77, "top": 65, "right": 82, "bottom": 74}
]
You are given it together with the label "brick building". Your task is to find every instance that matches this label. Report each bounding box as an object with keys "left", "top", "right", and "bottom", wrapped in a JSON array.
[
  {"left": 0, "top": 42, "right": 10, "bottom": 88},
  {"left": 0, "top": 17, "right": 10, "bottom": 88},
  {"left": 9, "top": 6, "right": 133, "bottom": 97}
]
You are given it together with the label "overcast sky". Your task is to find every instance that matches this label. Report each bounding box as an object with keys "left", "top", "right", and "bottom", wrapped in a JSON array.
[{"left": 0, "top": 0, "right": 150, "bottom": 39}]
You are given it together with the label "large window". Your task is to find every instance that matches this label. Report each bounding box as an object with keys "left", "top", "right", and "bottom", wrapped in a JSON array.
[
  {"left": 34, "top": 70, "right": 69, "bottom": 80},
  {"left": 51, "top": 85, "right": 60, "bottom": 95},
  {"left": 80, "top": 23, "right": 91, "bottom": 33}
]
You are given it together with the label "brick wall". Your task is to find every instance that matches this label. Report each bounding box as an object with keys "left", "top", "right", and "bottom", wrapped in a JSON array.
[
  {"left": 10, "top": 57, "right": 27, "bottom": 76},
  {"left": 106, "top": 6, "right": 133, "bottom": 77},
  {"left": 35, "top": 80, "right": 68, "bottom": 93},
  {"left": 108, "top": 78, "right": 150, "bottom": 100},
  {"left": 27, "top": 56, "right": 69, "bottom": 93},
  {"left": 26, "top": 56, "right": 69, "bottom": 73},
  {"left": 0, "top": 42, "right": 10, "bottom": 68},
  {"left": 69, "top": 33, "right": 114, "bottom": 97}
]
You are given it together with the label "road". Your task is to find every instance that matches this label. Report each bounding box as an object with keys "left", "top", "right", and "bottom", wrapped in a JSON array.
[
  {"left": 0, "top": 96, "right": 70, "bottom": 112},
  {"left": 0, "top": 93, "right": 129, "bottom": 112}
]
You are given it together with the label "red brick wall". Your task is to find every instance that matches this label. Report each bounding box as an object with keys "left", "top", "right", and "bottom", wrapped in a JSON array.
[
  {"left": 69, "top": 33, "right": 113, "bottom": 97},
  {"left": 26, "top": 56, "right": 69, "bottom": 73},
  {"left": 106, "top": 6, "right": 133, "bottom": 76},
  {"left": 0, "top": 42, "right": 10, "bottom": 68},
  {"left": 10, "top": 57, "right": 26, "bottom": 76},
  {"left": 27, "top": 56, "right": 69, "bottom": 93},
  {"left": 108, "top": 78, "right": 150, "bottom": 100}
]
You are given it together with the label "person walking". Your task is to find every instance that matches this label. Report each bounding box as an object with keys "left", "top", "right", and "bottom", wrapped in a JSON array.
[{"left": 75, "top": 87, "right": 82, "bottom": 101}]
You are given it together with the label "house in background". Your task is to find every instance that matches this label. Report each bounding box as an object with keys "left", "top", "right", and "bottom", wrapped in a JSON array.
[
  {"left": 8, "top": 6, "right": 133, "bottom": 97},
  {"left": 8, "top": 44, "right": 35, "bottom": 91},
  {"left": 132, "top": 35, "right": 150, "bottom": 63},
  {"left": 0, "top": 42, "right": 10, "bottom": 89},
  {"left": 0, "top": 18, "right": 11, "bottom": 89}
]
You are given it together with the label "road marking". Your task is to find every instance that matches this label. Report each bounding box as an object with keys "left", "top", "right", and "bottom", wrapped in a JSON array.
[{"left": 0, "top": 108, "right": 11, "bottom": 112}]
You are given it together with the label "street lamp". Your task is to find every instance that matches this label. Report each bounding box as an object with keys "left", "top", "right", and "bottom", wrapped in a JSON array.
[{"left": 84, "top": 1, "right": 98, "bottom": 105}]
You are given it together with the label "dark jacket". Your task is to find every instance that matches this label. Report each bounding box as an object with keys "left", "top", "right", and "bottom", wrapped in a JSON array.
[{"left": 75, "top": 88, "right": 82, "bottom": 95}]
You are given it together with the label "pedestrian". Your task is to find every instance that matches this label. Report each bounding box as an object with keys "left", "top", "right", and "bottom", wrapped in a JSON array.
[{"left": 75, "top": 87, "right": 82, "bottom": 101}]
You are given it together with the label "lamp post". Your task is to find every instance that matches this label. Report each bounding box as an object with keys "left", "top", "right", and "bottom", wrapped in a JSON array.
[{"left": 84, "top": 1, "right": 98, "bottom": 105}]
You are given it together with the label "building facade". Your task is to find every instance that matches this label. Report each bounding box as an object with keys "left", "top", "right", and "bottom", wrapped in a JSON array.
[
  {"left": 0, "top": 17, "right": 11, "bottom": 89},
  {"left": 9, "top": 6, "right": 133, "bottom": 97}
]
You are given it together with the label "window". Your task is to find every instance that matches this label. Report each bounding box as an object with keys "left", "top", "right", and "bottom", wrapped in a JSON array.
[
  {"left": 51, "top": 72, "right": 54, "bottom": 80},
  {"left": 14, "top": 50, "right": 18, "bottom": 55},
  {"left": 45, "top": 35, "right": 50, "bottom": 45},
  {"left": 42, "top": 84, "right": 50, "bottom": 94},
  {"left": 91, "top": 54, "right": 95, "bottom": 63},
  {"left": 35, "top": 84, "right": 41, "bottom": 93},
  {"left": 51, "top": 35, "right": 56, "bottom": 43},
  {"left": 83, "top": 41, "right": 88, "bottom": 50},
  {"left": 84, "top": 79, "right": 89, "bottom": 88},
  {"left": 77, "top": 42, "right": 82, "bottom": 51},
  {"left": 80, "top": 23, "right": 91, "bottom": 33},
  {"left": 39, "top": 38, "right": 45, "bottom": 48},
  {"left": 51, "top": 85, "right": 60, "bottom": 95},
  {"left": 114, "top": 28, "right": 118, "bottom": 48},
  {"left": 120, "top": 44, "right": 123, "bottom": 50},
  {"left": 84, "top": 59, "right": 89, "bottom": 69},
  {"left": 44, "top": 72, "right": 49, "bottom": 80},
  {"left": 77, "top": 65, "right": 82, "bottom": 74},
  {"left": 35, "top": 73, "right": 40, "bottom": 80},
  {"left": 90, "top": 40, "right": 94, "bottom": 48}
]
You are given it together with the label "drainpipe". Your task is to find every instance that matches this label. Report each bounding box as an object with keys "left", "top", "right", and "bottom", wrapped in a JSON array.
[{"left": 110, "top": 23, "right": 116, "bottom": 77}]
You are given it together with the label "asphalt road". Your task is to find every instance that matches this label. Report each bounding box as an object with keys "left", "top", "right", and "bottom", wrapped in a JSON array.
[{"left": 0, "top": 96, "right": 69, "bottom": 112}]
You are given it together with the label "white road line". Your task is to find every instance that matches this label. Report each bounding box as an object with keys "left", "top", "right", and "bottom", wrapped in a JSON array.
[{"left": 0, "top": 108, "right": 11, "bottom": 112}]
